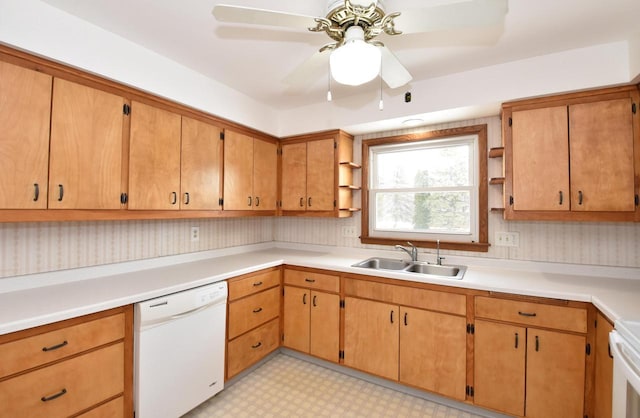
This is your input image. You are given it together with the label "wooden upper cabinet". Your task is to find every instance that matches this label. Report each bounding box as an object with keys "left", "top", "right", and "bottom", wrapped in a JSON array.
[
  {"left": 253, "top": 139, "right": 277, "bottom": 211},
  {"left": 511, "top": 106, "right": 569, "bottom": 212},
  {"left": 504, "top": 86, "right": 640, "bottom": 221},
  {"left": 223, "top": 130, "right": 277, "bottom": 211},
  {"left": 180, "top": 117, "right": 222, "bottom": 210},
  {"left": 48, "top": 79, "right": 125, "bottom": 209},
  {"left": 569, "top": 98, "right": 635, "bottom": 212},
  {"left": 128, "top": 101, "right": 181, "bottom": 210},
  {"left": 306, "top": 138, "right": 336, "bottom": 211},
  {"left": 281, "top": 142, "right": 307, "bottom": 211},
  {"left": 0, "top": 62, "right": 52, "bottom": 209}
]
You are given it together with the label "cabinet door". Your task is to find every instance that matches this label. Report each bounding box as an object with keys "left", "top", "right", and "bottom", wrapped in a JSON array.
[
  {"left": 511, "top": 106, "right": 569, "bottom": 211},
  {"left": 253, "top": 139, "right": 277, "bottom": 211},
  {"left": 399, "top": 307, "right": 466, "bottom": 400},
  {"left": 49, "top": 79, "right": 124, "bottom": 209},
  {"left": 594, "top": 312, "right": 614, "bottom": 418},
  {"left": 474, "top": 319, "right": 526, "bottom": 416},
  {"left": 526, "top": 328, "right": 586, "bottom": 418},
  {"left": 0, "top": 62, "right": 51, "bottom": 209},
  {"left": 282, "top": 286, "right": 310, "bottom": 353},
  {"left": 569, "top": 98, "right": 635, "bottom": 212},
  {"left": 343, "top": 297, "right": 398, "bottom": 381},
  {"left": 223, "top": 130, "right": 253, "bottom": 210},
  {"left": 281, "top": 142, "right": 307, "bottom": 211},
  {"left": 309, "top": 291, "right": 340, "bottom": 363},
  {"left": 306, "top": 138, "right": 335, "bottom": 211},
  {"left": 180, "top": 117, "right": 222, "bottom": 210},
  {"left": 128, "top": 101, "right": 181, "bottom": 210}
]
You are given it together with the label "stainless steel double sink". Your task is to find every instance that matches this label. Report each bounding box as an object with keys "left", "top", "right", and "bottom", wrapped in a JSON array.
[{"left": 351, "top": 257, "right": 466, "bottom": 280}]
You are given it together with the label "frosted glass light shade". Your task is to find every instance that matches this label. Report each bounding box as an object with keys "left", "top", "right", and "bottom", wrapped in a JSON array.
[{"left": 330, "top": 26, "right": 381, "bottom": 86}]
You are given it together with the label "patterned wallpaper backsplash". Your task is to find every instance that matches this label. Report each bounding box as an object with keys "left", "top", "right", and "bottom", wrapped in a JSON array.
[{"left": 1, "top": 116, "right": 639, "bottom": 279}]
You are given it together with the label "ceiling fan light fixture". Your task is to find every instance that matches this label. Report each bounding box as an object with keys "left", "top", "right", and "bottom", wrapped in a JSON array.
[{"left": 330, "top": 26, "right": 381, "bottom": 86}]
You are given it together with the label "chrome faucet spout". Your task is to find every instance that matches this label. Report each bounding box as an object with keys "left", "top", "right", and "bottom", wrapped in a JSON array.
[
  {"left": 395, "top": 242, "right": 418, "bottom": 262},
  {"left": 436, "top": 239, "right": 444, "bottom": 265}
]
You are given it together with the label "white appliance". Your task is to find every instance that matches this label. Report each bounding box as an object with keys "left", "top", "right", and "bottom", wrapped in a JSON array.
[
  {"left": 134, "top": 281, "right": 228, "bottom": 418},
  {"left": 610, "top": 319, "right": 640, "bottom": 418}
]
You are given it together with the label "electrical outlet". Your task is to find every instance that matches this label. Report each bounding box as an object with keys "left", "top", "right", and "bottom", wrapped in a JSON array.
[
  {"left": 495, "top": 231, "right": 519, "bottom": 247},
  {"left": 341, "top": 226, "right": 357, "bottom": 237},
  {"left": 191, "top": 226, "right": 200, "bottom": 242}
]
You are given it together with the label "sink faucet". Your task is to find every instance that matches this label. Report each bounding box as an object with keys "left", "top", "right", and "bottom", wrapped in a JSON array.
[
  {"left": 435, "top": 239, "right": 444, "bottom": 265},
  {"left": 395, "top": 242, "right": 418, "bottom": 262}
]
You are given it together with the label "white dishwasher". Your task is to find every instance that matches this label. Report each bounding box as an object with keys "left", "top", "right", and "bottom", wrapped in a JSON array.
[{"left": 134, "top": 281, "right": 227, "bottom": 418}]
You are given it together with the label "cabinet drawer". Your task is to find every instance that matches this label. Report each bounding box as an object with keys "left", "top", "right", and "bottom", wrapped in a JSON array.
[
  {"left": 475, "top": 296, "right": 587, "bottom": 333},
  {"left": 227, "top": 318, "right": 279, "bottom": 379},
  {"left": 0, "top": 313, "right": 125, "bottom": 379},
  {"left": 76, "top": 397, "right": 124, "bottom": 418},
  {"left": 228, "top": 268, "right": 280, "bottom": 301},
  {"left": 0, "top": 342, "right": 124, "bottom": 418},
  {"left": 284, "top": 269, "right": 339, "bottom": 293},
  {"left": 344, "top": 278, "right": 466, "bottom": 316},
  {"left": 228, "top": 287, "right": 280, "bottom": 339}
]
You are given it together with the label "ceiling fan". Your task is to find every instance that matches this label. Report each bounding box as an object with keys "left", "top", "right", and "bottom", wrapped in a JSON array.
[{"left": 213, "top": 0, "right": 508, "bottom": 89}]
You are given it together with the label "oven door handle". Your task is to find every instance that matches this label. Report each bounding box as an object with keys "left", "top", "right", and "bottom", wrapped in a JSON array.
[{"left": 609, "top": 331, "right": 640, "bottom": 394}]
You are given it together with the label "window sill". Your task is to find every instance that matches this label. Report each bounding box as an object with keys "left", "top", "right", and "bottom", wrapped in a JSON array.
[{"left": 359, "top": 236, "right": 490, "bottom": 252}]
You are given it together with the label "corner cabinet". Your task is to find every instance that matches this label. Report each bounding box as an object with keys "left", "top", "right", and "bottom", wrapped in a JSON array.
[
  {"left": 502, "top": 85, "right": 640, "bottom": 222},
  {"left": 280, "top": 130, "right": 360, "bottom": 217},
  {"left": 223, "top": 130, "right": 278, "bottom": 212}
]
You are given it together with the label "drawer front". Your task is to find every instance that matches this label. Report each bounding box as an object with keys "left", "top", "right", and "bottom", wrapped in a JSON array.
[
  {"left": 76, "top": 396, "right": 124, "bottom": 418},
  {"left": 0, "top": 342, "right": 124, "bottom": 418},
  {"left": 475, "top": 296, "right": 587, "bottom": 333},
  {"left": 284, "top": 269, "right": 339, "bottom": 293},
  {"left": 0, "top": 313, "right": 125, "bottom": 379},
  {"left": 228, "top": 287, "right": 280, "bottom": 339},
  {"left": 228, "top": 268, "right": 280, "bottom": 301},
  {"left": 344, "top": 278, "right": 466, "bottom": 316},
  {"left": 227, "top": 318, "right": 279, "bottom": 379}
]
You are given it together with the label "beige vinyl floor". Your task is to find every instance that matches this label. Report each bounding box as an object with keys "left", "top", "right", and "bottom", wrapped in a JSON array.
[{"left": 183, "top": 353, "right": 485, "bottom": 418}]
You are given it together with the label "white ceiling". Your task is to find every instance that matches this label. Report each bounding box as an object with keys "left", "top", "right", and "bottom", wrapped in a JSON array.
[{"left": 38, "top": 0, "right": 640, "bottom": 133}]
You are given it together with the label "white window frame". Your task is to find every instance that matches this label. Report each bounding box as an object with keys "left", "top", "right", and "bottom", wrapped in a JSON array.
[{"left": 368, "top": 134, "right": 480, "bottom": 243}]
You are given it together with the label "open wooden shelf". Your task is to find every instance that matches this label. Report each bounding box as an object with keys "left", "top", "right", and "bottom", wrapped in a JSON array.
[
  {"left": 339, "top": 161, "right": 362, "bottom": 169},
  {"left": 490, "top": 207, "right": 505, "bottom": 213},
  {"left": 339, "top": 185, "right": 361, "bottom": 190},
  {"left": 489, "top": 147, "right": 504, "bottom": 158},
  {"left": 489, "top": 177, "right": 505, "bottom": 185}
]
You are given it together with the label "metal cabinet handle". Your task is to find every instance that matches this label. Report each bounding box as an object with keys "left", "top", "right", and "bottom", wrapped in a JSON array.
[
  {"left": 41, "top": 388, "right": 67, "bottom": 402},
  {"left": 252, "top": 307, "right": 263, "bottom": 313},
  {"left": 559, "top": 191, "right": 563, "bottom": 205},
  {"left": 518, "top": 311, "right": 537, "bottom": 317},
  {"left": 535, "top": 335, "right": 540, "bottom": 352},
  {"left": 57, "top": 184, "right": 64, "bottom": 202},
  {"left": 255, "top": 196, "right": 260, "bottom": 207},
  {"left": 184, "top": 192, "right": 190, "bottom": 205},
  {"left": 312, "top": 295, "right": 317, "bottom": 307},
  {"left": 247, "top": 196, "right": 252, "bottom": 206},
  {"left": 303, "top": 293, "right": 307, "bottom": 305},
  {"left": 404, "top": 312, "right": 408, "bottom": 326},
  {"left": 305, "top": 278, "right": 316, "bottom": 283},
  {"left": 33, "top": 183, "right": 39, "bottom": 202},
  {"left": 299, "top": 197, "right": 304, "bottom": 207},
  {"left": 515, "top": 332, "right": 519, "bottom": 349},
  {"left": 251, "top": 342, "right": 262, "bottom": 349},
  {"left": 171, "top": 192, "right": 177, "bottom": 205},
  {"left": 390, "top": 310, "right": 394, "bottom": 324},
  {"left": 308, "top": 197, "right": 312, "bottom": 207},
  {"left": 42, "top": 340, "right": 68, "bottom": 352},
  {"left": 578, "top": 190, "right": 583, "bottom": 205},
  {"left": 253, "top": 281, "right": 263, "bottom": 287}
]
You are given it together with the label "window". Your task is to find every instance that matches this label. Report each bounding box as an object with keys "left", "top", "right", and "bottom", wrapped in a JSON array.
[{"left": 361, "top": 125, "right": 489, "bottom": 252}]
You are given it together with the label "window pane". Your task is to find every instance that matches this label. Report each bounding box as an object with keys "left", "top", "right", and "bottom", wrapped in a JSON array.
[
  {"left": 375, "top": 191, "right": 471, "bottom": 234},
  {"left": 374, "top": 144, "right": 470, "bottom": 189}
]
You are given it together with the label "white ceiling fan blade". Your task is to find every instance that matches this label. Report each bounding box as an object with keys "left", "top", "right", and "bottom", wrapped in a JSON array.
[
  {"left": 282, "top": 50, "right": 330, "bottom": 90},
  {"left": 380, "top": 46, "right": 412, "bottom": 89},
  {"left": 212, "top": 5, "right": 320, "bottom": 30},
  {"left": 394, "top": 0, "right": 508, "bottom": 35}
]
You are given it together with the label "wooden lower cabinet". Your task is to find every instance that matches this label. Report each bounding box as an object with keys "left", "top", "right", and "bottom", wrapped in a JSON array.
[
  {"left": 594, "top": 312, "right": 614, "bottom": 418},
  {"left": 0, "top": 306, "right": 133, "bottom": 418},
  {"left": 474, "top": 315, "right": 586, "bottom": 417},
  {"left": 226, "top": 268, "right": 281, "bottom": 379}
]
